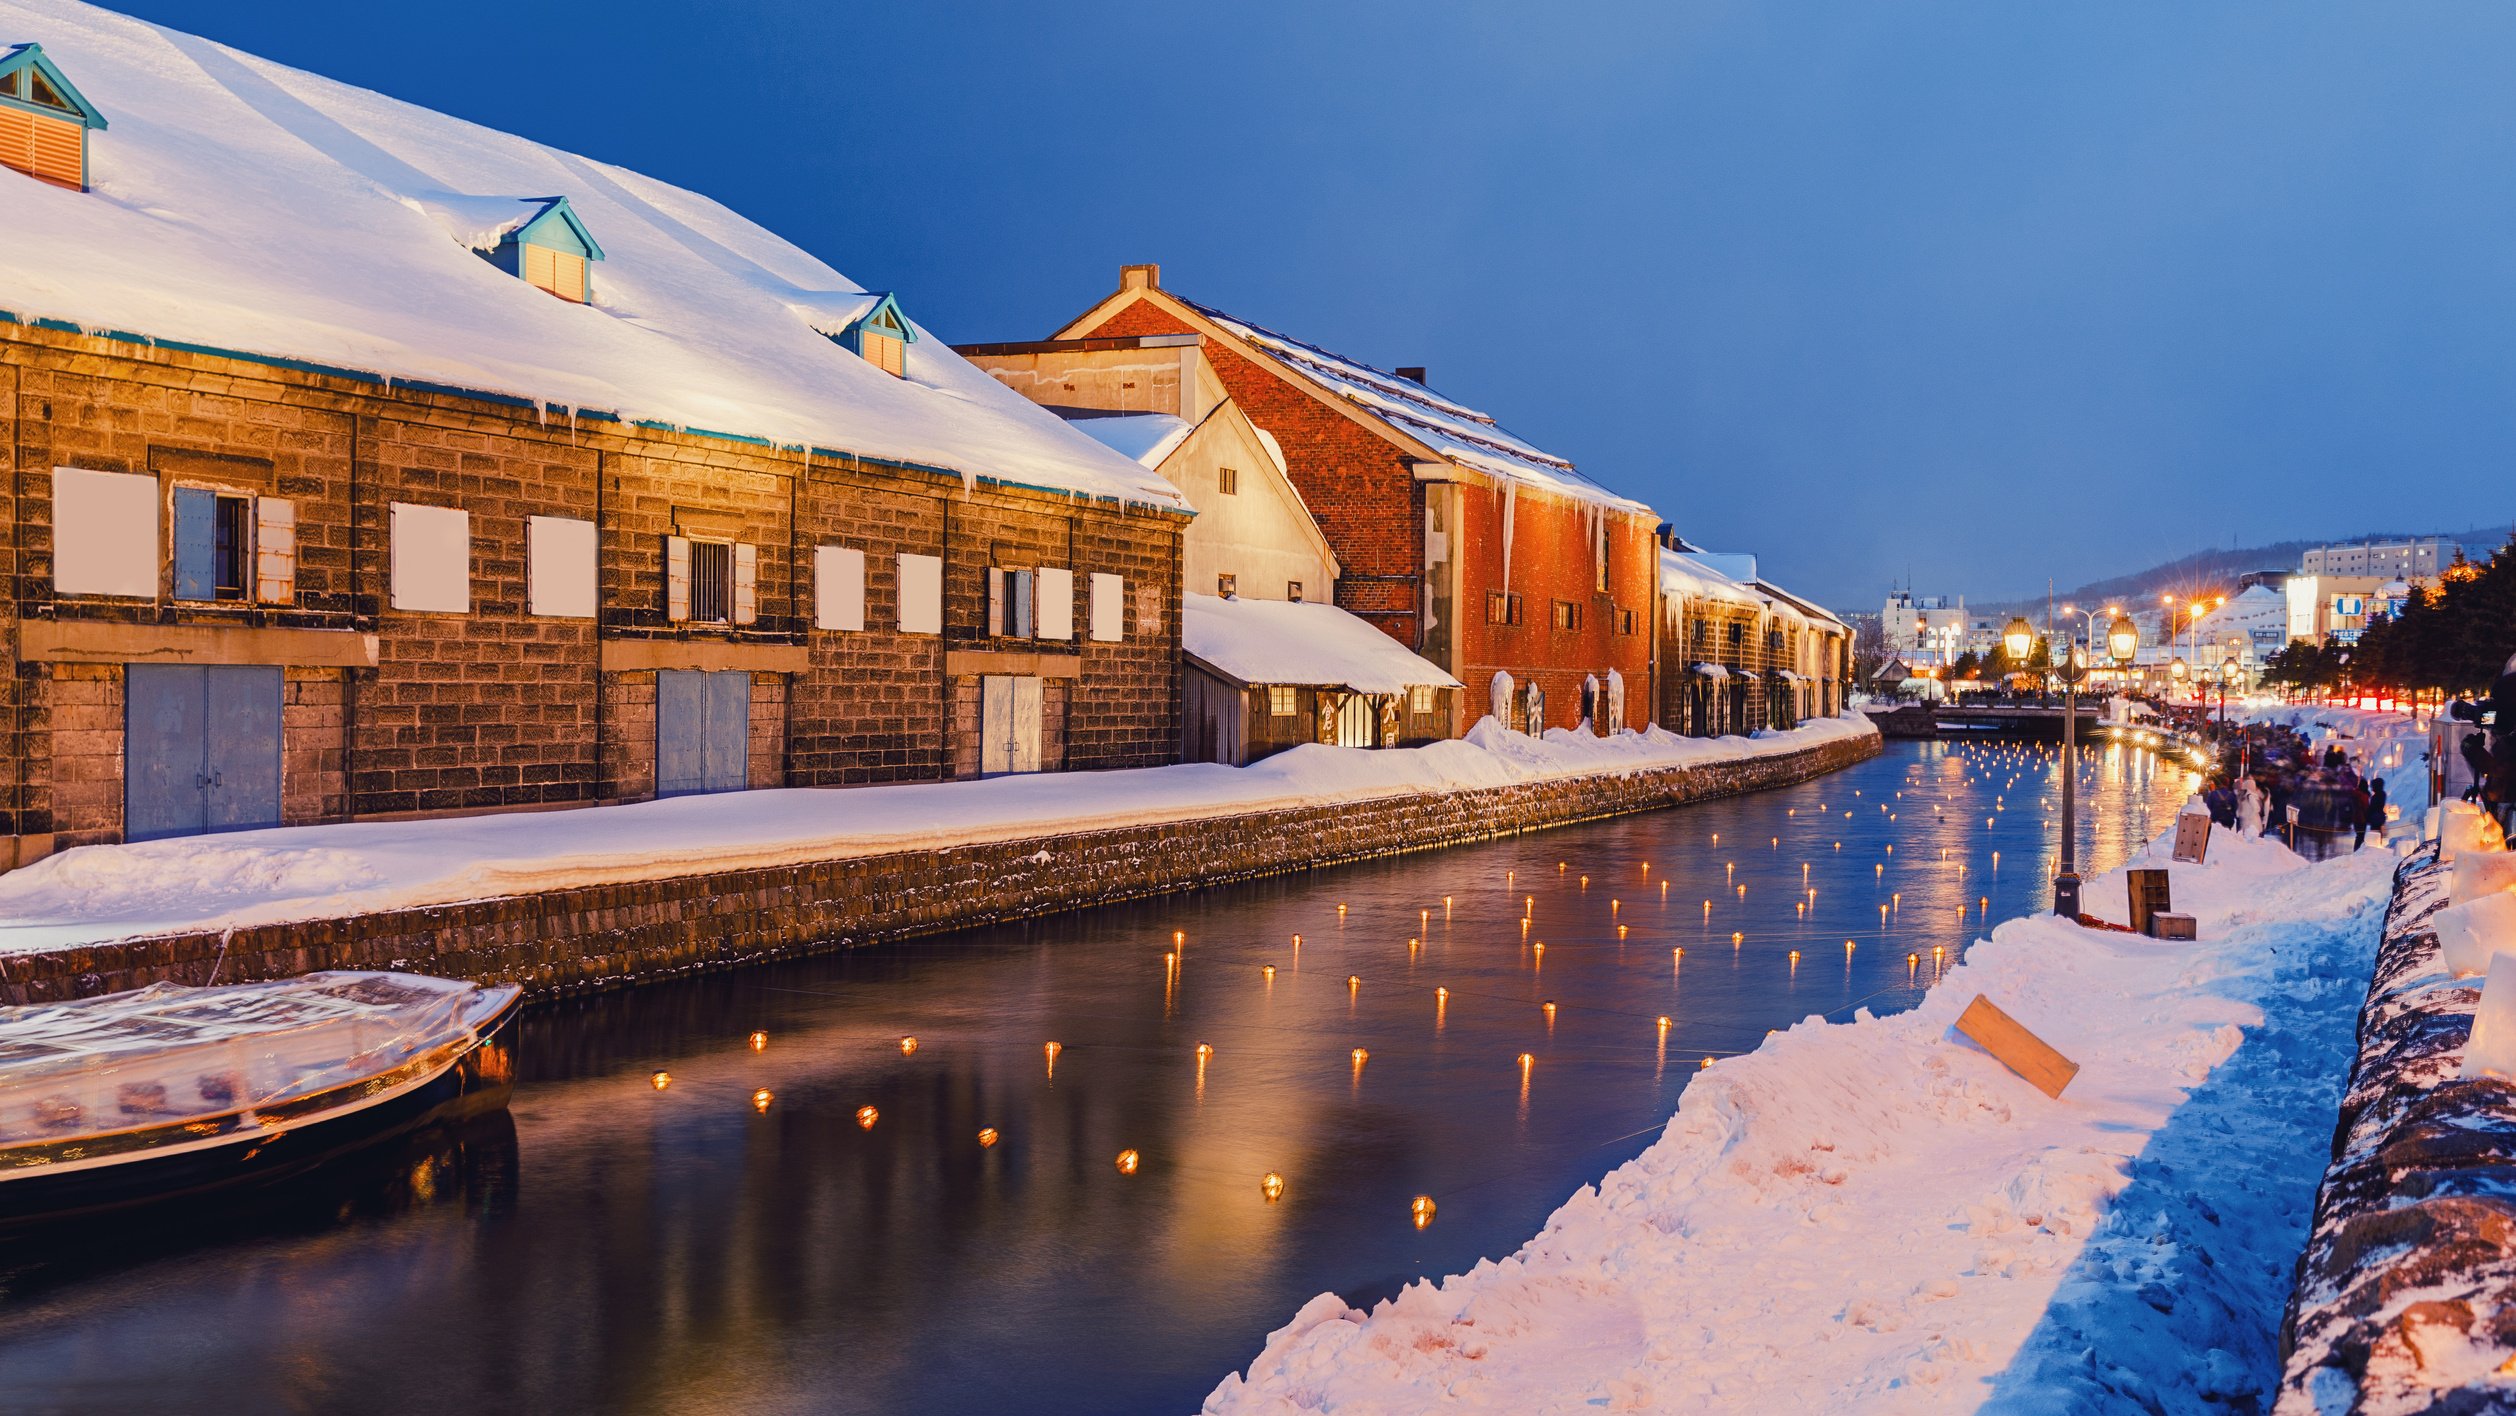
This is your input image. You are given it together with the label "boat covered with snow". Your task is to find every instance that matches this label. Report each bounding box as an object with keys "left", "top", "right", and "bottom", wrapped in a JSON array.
[{"left": 0, "top": 971, "right": 519, "bottom": 1225}]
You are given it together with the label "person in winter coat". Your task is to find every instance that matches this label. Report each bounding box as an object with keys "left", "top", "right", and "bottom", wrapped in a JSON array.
[
  {"left": 2463, "top": 729, "right": 2493, "bottom": 802},
  {"left": 2236, "top": 775, "right": 2267, "bottom": 838},
  {"left": 2204, "top": 779, "right": 2238, "bottom": 830},
  {"left": 2366, "top": 777, "right": 2389, "bottom": 844},
  {"left": 2351, "top": 779, "right": 2373, "bottom": 850}
]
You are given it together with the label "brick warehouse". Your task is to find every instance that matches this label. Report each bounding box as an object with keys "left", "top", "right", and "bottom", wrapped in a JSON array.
[
  {"left": 1043, "top": 266, "right": 1662, "bottom": 737},
  {"left": 0, "top": 30, "right": 1188, "bottom": 866}
]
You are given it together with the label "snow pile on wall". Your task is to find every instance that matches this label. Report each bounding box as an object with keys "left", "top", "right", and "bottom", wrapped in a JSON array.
[
  {"left": 0, "top": 0, "right": 1181, "bottom": 510},
  {"left": 2279, "top": 851, "right": 2516, "bottom": 1414},
  {"left": 0, "top": 715, "right": 1873, "bottom": 957},
  {"left": 1184, "top": 593, "right": 1461, "bottom": 693},
  {"left": 1205, "top": 825, "right": 2395, "bottom": 1414}
]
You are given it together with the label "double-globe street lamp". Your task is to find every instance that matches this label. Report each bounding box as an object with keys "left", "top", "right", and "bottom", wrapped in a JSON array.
[{"left": 2051, "top": 613, "right": 2142, "bottom": 917}]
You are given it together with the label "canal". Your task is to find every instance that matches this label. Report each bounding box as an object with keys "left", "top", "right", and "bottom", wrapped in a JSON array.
[{"left": 0, "top": 737, "right": 2198, "bottom": 1415}]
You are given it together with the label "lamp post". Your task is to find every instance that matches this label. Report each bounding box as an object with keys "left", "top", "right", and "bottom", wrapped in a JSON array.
[
  {"left": 2217, "top": 653, "right": 2242, "bottom": 738},
  {"left": 2052, "top": 638, "right": 2092, "bottom": 917},
  {"left": 2002, "top": 616, "right": 2035, "bottom": 704}
]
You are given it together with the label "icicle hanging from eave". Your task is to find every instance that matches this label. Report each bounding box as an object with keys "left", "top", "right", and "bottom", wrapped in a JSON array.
[{"left": 1497, "top": 480, "right": 1517, "bottom": 588}]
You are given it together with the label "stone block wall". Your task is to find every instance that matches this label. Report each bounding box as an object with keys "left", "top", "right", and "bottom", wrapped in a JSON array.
[
  {"left": 3, "top": 322, "right": 1187, "bottom": 852},
  {"left": 0, "top": 729, "right": 1879, "bottom": 1007}
]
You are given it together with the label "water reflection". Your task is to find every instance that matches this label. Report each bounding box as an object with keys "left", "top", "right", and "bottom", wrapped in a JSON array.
[{"left": 0, "top": 740, "right": 2193, "bottom": 1415}]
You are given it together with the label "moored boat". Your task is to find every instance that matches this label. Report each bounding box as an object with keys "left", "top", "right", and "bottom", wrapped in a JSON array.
[{"left": 0, "top": 971, "right": 520, "bottom": 1226}]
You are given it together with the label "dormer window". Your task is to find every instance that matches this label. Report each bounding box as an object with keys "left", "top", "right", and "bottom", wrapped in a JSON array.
[
  {"left": 0, "top": 43, "right": 109, "bottom": 192},
  {"left": 424, "top": 194, "right": 604, "bottom": 303},
  {"left": 801, "top": 292, "right": 919, "bottom": 379}
]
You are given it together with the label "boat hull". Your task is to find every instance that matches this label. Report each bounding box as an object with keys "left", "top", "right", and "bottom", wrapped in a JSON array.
[{"left": 0, "top": 993, "right": 520, "bottom": 1229}]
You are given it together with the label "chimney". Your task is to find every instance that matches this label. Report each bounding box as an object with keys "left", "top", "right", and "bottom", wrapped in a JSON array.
[
  {"left": 1121, "top": 263, "right": 1161, "bottom": 291},
  {"left": 1394, "top": 366, "right": 1427, "bottom": 384}
]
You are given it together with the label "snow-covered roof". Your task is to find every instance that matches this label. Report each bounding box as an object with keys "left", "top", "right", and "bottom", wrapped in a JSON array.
[
  {"left": 1172, "top": 294, "right": 1651, "bottom": 515},
  {"left": 1183, "top": 593, "right": 1461, "bottom": 694},
  {"left": 1755, "top": 578, "right": 1849, "bottom": 633},
  {"left": 1064, "top": 412, "right": 1194, "bottom": 468},
  {"left": 1686, "top": 549, "right": 1760, "bottom": 585},
  {"left": 0, "top": 0, "right": 1186, "bottom": 513},
  {"left": 1660, "top": 547, "right": 1766, "bottom": 608}
]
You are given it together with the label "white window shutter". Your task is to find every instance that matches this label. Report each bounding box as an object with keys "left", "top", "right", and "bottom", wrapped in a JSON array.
[
  {"left": 50, "top": 468, "right": 158, "bottom": 598},
  {"left": 253, "top": 497, "right": 297, "bottom": 605},
  {"left": 733, "top": 542, "right": 759, "bottom": 625},
  {"left": 1037, "top": 567, "right": 1074, "bottom": 641},
  {"left": 1089, "top": 573, "right": 1124, "bottom": 642},
  {"left": 897, "top": 553, "right": 943, "bottom": 634},
  {"left": 389, "top": 502, "right": 471, "bottom": 614},
  {"left": 815, "top": 545, "right": 865, "bottom": 631},
  {"left": 987, "top": 567, "right": 1005, "bottom": 637},
  {"left": 666, "top": 535, "right": 691, "bottom": 622},
  {"left": 527, "top": 515, "right": 597, "bottom": 618}
]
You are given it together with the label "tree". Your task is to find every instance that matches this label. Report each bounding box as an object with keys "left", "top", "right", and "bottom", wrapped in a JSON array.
[{"left": 1950, "top": 650, "right": 1981, "bottom": 681}]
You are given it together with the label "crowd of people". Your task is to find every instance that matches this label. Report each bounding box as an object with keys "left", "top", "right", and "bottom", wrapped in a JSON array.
[{"left": 2199, "top": 720, "right": 2388, "bottom": 862}]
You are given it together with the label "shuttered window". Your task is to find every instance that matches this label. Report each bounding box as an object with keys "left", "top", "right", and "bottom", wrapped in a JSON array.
[
  {"left": 0, "top": 107, "right": 82, "bottom": 189},
  {"left": 672, "top": 538, "right": 734, "bottom": 624},
  {"left": 860, "top": 330, "right": 905, "bottom": 377},
  {"left": 732, "top": 542, "right": 758, "bottom": 625},
  {"left": 523, "top": 242, "right": 587, "bottom": 302},
  {"left": 254, "top": 498, "right": 296, "bottom": 605}
]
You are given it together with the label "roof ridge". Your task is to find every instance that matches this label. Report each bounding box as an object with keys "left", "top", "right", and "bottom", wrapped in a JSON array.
[{"left": 1173, "top": 292, "right": 1496, "bottom": 426}]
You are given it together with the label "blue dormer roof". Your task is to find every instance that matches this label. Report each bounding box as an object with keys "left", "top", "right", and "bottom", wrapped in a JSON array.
[
  {"left": 846, "top": 292, "right": 916, "bottom": 345},
  {"left": 510, "top": 196, "right": 603, "bottom": 261},
  {"left": 0, "top": 43, "right": 108, "bottom": 130}
]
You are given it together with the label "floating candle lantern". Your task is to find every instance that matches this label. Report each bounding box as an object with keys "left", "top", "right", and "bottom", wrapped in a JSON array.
[
  {"left": 1347, "top": 974, "right": 1362, "bottom": 990},
  {"left": 749, "top": 1031, "right": 768, "bottom": 1052},
  {"left": 978, "top": 1128, "right": 999, "bottom": 1148},
  {"left": 1115, "top": 1149, "right": 1140, "bottom": 1176},
  {"left": 1412, "top": 1195, "right": 1438, "bottom": 1229},
  {"left": 1436, "top": 985, "right": 1449, "bottom": 1000},
  {"left": 856, "top": 1105, "right": 879, "bottom": 1129},
  {"left": 1261, "top": 1172, "right": 1286, "bottom": 1202},
  {"left": 899, "top": 1036, "right": 918, "bottom": 1056},
  {"left": 1195, "top": 1042, "right": 1214, "bottom": 1058},
  {"left": 1262, "top": 964, "right": 1276, "bottom": 978},
  {"left": 751, "top": 1088, "right": 773, "bottom": 1113},
  {"left": 650, "top": 1071, "right": 671, "bottom": 1091},
  {"left": 1351, "top": 1047, "right": 1369, "bottom": 1066},
  {"left": 1657, "top": 1015, "right": 1672, "bottom": 1031}
]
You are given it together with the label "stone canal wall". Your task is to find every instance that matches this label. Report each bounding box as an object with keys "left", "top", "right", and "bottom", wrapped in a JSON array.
[
  {"left": 0, "top": 730, "right": 1878, "bottom": 1005},
  {"left": 2278, "top": 847, "right": 2516, "bottom": 1410}
]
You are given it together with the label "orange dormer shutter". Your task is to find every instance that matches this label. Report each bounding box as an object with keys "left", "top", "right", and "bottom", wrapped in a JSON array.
[
  {"left": 1, "top": 107, "right": 85, "bottom": 189},
  {"left": 27, "top": 111, "right": 80, "bottom": 188},
  {"left": 522, "top": 243, "right": 586, "bottom": 302}
]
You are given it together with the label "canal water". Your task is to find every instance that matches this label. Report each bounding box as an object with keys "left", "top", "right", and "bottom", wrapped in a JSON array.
[{"left": 0, "top": 738, "right": 2197, "bottom": 1415}]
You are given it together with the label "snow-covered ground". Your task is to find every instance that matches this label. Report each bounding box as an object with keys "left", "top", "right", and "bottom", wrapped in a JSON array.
[
  {"left": 0, "top": 715, "right": 1870, "bottom": 957},
  {"left": 1205, "top": 713, "right": 2430, "bottom": 1415}
]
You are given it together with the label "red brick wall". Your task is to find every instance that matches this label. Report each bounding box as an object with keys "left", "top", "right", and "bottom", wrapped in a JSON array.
[
  {"left": 1454, "top": 486, "right": 1658, "bottom": 733},
  {"left": 1078, "top": 300, "right": 1426, "bottom": 647},
  {"left": 1075, "top": 292, "right": 1659, "bottom": 735}
]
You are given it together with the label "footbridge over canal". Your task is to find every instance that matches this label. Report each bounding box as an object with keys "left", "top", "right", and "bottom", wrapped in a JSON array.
[{"left": 1866, "top": 703, "right": 2105, "bottom": 742}]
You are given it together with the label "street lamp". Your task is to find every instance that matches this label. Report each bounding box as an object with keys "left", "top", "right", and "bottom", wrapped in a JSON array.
[
  {"left": 2217, "top": 653, "right": 2242, "bottom": 738},
  {"left": 2107, "top": 613, "right": 2140, "bottom": 666},
  {"left": 2052, "top": 638, "right": 2091, "bottom": 919},
  {"left": 2002, "top": 616, "right": 2035, "bottom": 700}
]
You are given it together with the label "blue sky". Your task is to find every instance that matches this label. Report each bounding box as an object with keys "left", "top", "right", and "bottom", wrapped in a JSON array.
[{"left": 108, "top": 0, "right": 2516, "bottom": 609}]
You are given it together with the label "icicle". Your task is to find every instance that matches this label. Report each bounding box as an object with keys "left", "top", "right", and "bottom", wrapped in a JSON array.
[{"left": 1499, "top": 481, "right": 1518, "bottom": 588}]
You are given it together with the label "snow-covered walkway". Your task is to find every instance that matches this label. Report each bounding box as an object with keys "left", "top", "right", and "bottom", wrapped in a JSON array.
[
  {"left": 1205, "top": 715, "right": 2429, "bottom": 1414},
  {"left": 0, "top": 716, "right": 1871, "bottom": 958}
]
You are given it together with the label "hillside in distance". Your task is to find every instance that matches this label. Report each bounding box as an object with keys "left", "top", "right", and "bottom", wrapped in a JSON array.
[{"left": 1973, "top": 526, "right": 2512, "bottom": 618}]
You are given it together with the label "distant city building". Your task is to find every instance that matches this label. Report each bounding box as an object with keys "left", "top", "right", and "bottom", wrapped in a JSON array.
[
  {"left": 2285, "top": 574, "right": 2393, "bottom": 646},
  {"left": 2299, "top": 537, "right": 2448, "bottom": 580},
  {"left": 1881, "top": 591, "right": 1968, "bottom": 666}
]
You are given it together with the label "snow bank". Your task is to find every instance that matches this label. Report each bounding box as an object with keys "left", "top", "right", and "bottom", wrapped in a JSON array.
[
  {"left": 0, "top": 716, "right": 1872, "bottom": 957},
  {"left": 1205, "top": 821, "right": 2395, "bottom": 1414},
  {"left": 0, "top": 0, "right": 1181, "bottom": 511},
  {"left": 1183, "top": 593, "right": 1460, "bottom": 693}
]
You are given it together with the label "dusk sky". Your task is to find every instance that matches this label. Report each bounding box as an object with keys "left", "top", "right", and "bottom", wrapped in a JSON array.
[{"left": 111, "top": 0, "right": 2516, "bottom": 609}]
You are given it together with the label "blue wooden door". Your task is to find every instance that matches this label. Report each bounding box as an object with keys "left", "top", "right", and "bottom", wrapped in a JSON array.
[
  {"left": 126, "top": 664, "right": 207, "bottom": 842},
  {"left": 657, "top": 670, "right": 750, "bottom": 797},
  {"left": 204, "top": 666, "right": 282, "bottom": 832},
  {"left": 125, "top": 664, "right": 281, "bottom": 840},
  {"left": 703, "top": 670, "right": 750, "bottom": 794}
]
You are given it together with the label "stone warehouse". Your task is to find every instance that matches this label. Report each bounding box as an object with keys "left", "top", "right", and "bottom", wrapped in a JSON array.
[{"left": 0, "top": 27, "right": 1189, "bottom": 867}]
